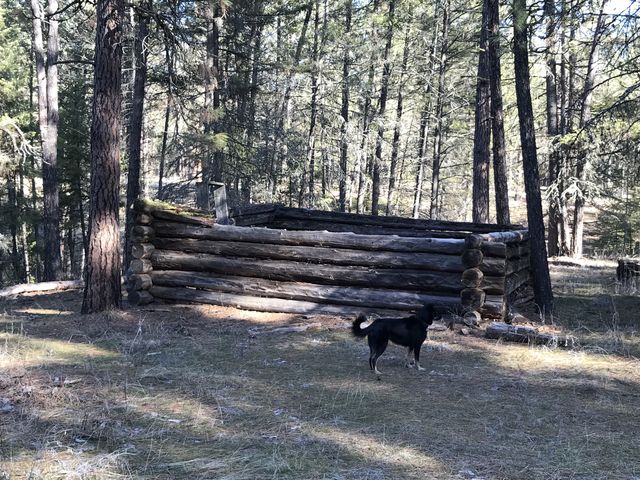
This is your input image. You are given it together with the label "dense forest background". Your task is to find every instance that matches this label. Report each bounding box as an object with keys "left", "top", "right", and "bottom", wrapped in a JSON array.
[{"left": 0, "top": 0, "right": 639, "bottom": 288}]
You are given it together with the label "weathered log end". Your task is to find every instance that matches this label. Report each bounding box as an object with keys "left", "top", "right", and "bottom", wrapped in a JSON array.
[
  {"left": 128, "top": 289, "right": 154, "bottom": 306},
  {"left": 464, "top": 234, "right": 484, "bottom": 249},
  {"left": 128, "top": 273, "right": 152, "bottom": 291},
  {"left": 461, "top": 267, "right": 484, "bottom": 288},
  {"left": 460, "top": 288, "right": 485, "bottom": 310},
  {"left": 132, "top": 243, "right": 155, "bottom": 259},
  {"left": 462, "top": 249, "right": 483, "bottom": 269},
  {"left": 129, "top": 259, "right": 153, "bottom": 274}
]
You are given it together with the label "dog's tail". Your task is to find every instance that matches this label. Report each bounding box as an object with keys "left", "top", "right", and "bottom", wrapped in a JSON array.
[{"left": 351, "top": 313, "right": 370, "bottom": 338}]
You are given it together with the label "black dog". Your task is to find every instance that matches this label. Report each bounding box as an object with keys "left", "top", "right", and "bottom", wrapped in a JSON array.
[{"left": 351, "top": 305, "right": 434, "bottom": 374}]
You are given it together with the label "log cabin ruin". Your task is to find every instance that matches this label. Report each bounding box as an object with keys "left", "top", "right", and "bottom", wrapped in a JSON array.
[{"left": 127, "top": 199, "right": 531, "bottom": 320}]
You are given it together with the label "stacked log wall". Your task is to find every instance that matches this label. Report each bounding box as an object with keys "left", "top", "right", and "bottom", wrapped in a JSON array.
[{"left": 128, "top": 200, "right": 531, "bottom": 318}]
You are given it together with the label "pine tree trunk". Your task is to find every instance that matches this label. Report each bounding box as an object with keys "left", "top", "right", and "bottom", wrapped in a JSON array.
[
  {"left": 556, "top": 0, "right": 571, "bottom": 255},
  {"left": 472, "top": 0, "right": 491, "bottom": 224},
  {"left": 487, "top": 0, "right": 510, "bottom": 225},
  {"left": 371, "top": 0, "right": 395, "bottom": 216},
  {"left": 338, "top": 0, "right": 352, "bottom": 212},
  {"left": 386, "top": 30, "right": 410, "bottom": 216},
  {"left": 82, "top": 0, "right": 124, "bottom": 314},
  {"left": 158, "top": 39, "right": 173, "bottom": 199},
  {"left": 124, "top": 0, "right": 151, "bottom": 273},
  {"left": 31, "top": 0, "right": 63, "bottom": 280},
  {"left": 430, "top": 0, "right": 449, "bottom": 220},
  {"left": 304, "top": 0, "right": 320, "bottom": 208},
  {"left": 571, "top": 6, "right": 605, "bottom": 258},
  {"left": 356, "top": 63, "right": 375, "bottom": 215},
  {"left": 545, "top": 0, "right": 560, "bottom": 255},
  {"left": 272, "top": 4, "right": 313, "bottom": 199},
  {"left": 513, "top": 0, "right": 554, "bottom": 316},
  {"left": 201, "top": 0, "right": 224, "bottom": 208}
]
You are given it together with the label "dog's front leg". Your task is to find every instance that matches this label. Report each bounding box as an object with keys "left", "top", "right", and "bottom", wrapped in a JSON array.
[
  {"left": 405, "top": 347, "right": 415, "bottom": 368},
  {"left": 414, "top": 347, "right": 425, "bottom": 371}
]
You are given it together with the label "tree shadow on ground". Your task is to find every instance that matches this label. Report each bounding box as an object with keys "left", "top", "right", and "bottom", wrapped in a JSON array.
[{"left": 2, "top": 290, "right": 640, "bottom": 479}]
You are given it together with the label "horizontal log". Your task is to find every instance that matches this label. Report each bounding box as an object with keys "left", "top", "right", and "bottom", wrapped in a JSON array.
[
  {"left": 505, "top": 255, "right": 530, "bottom": 276},
  {"left": 152, "top": 221, "right": 469, "bottom": 254},
  {"left": 0, "top": 280, "right": 83, "bottom": 298},
  {"left": 152, "top": 237, "right": 506, "bottom": 273},
  {"left": 267, "top": 219, "right": 472, "bottom": 238},
  {"left": 481, "top": 269, "right": 530, "bottom": 295},
  {"left": 230, "top": 203, "right": 279, "bottom": 218},
  {"left": 481, "top": 240, "right": 530, "bottom": 259},
  {"left": 506, "top": 269, "right": 531, "bottom": 295},
  {"left": 151, "top": 250, "right": 470, "bottom": 293},
  {"left": 151, "top": 270, "right": 461, "bottom": 310},
  {"left": 151, "top": 209, "right": 213, "bottom": 227},
  {"left": 129, "top": 259, "right": 153, "bottom": 274},
  {"left": 134, "top": 199, "right": 211, "bottom": 221},
  {"left": 482, "top": 295, "right": 506, "bottom": 318},
  {"left": 273, "top": 206, "right": 523, "bottom": 233},
  {"left": 128, "top": 274, "right": 152, "bottom": 291},
  {"left": 149, "top": 285, "right": 409, "bottom": 316},
  {"left": 132, "top": 243, "right": 155, "bottom": 259},
  {"left": 128, "top": 289, "right": 154, "bottom": 306},
  {"left": 231, "top": 212, "right": 277, "bottom": 227},
  {"left": 480, "top": 229, "right": 529, "bottom": 243}
]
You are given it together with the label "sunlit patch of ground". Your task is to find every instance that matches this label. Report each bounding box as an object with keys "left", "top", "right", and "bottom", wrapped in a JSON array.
[{"left": 1, "top": 263, "right": 639, "bottom": 479}]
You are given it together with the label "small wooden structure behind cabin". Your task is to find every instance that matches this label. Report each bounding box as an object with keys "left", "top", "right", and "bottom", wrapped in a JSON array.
[
  {"left": 127, "top": 200, "right": 531, "bottom": 320},
  {"left": 617, "top": 258, "right": 640, "bottom": 288}
]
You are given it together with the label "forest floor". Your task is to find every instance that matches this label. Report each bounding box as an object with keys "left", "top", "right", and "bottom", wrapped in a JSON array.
[{"left": 1, "top": 262, "right": 639, "bottom": 480}]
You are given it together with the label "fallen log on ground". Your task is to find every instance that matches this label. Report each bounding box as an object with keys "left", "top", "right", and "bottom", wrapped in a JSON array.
[
  {"left": 485, "top": 322, "right": 575, "bottom": 347},
  {"left": 0, "top": 280, "right": 83, "bottom": 298}
]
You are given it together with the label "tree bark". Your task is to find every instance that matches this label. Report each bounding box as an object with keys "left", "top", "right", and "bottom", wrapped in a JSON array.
[
  {"left": 82, "top": 0, "right": 124, "bottom": 313},
  {"left": 512, "top": 0, "right": 554, "bottom": 316},
  {"left": 201, "top": 0, "right": 224, "bottom": 208},
  {"left": 545, "top": 0, "right": 560, "bottom": 255},
  {"left": 487, "top": 0, "right": 510, "bottom": 225},
  {"left": 429, "top": 0, "right": 449, "bottom": 220},
  {"left": 472, "top": 0, "right": 491, "bottom": 224},
  {"left": 271, "top": 3, "right": 313, "bottom": 199},
  {"left": 338, "top": 0, "right": 352, "bottom": 212},
  {"left": 371, "top": 0, "right": 396, "bottom": 216},
  {"left": 571, "top": 5, "right": 606, "bottom": 258},
  {"left": 386, "top": 30, "right": 409, "bottom": 216},
  {"left": 124, "top": 0, "right": 151, "bottom": 273},
  {"left": 31, "top": 0, "right": 63, "bottom": 280},
  {"left": 158, "top": 37, "right": 173, "bottom": 199},
  {"left": 303, "top": 0, "right": 320, "bottom": 208}
]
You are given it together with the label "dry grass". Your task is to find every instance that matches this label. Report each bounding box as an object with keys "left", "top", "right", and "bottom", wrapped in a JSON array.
[{"left": 1, "top": 263, "right": 639, "bottom": 479}]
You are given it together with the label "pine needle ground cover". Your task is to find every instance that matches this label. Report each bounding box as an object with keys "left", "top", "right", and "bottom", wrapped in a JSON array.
[{"left": 1, "top": 263, "right": 639, "bottom": 479}]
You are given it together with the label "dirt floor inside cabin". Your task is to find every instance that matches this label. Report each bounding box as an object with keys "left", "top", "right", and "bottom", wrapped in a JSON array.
[{"left": 1, "top": 261, "right": 639, "bottom": 479}]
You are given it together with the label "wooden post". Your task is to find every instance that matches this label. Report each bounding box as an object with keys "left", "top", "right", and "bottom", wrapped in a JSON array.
[
  {"left": 460, "top": 234, "right": 486, "bottom": 322},
  {"left": 210, "top": 181, "right": 230, "bottom": 225}
]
